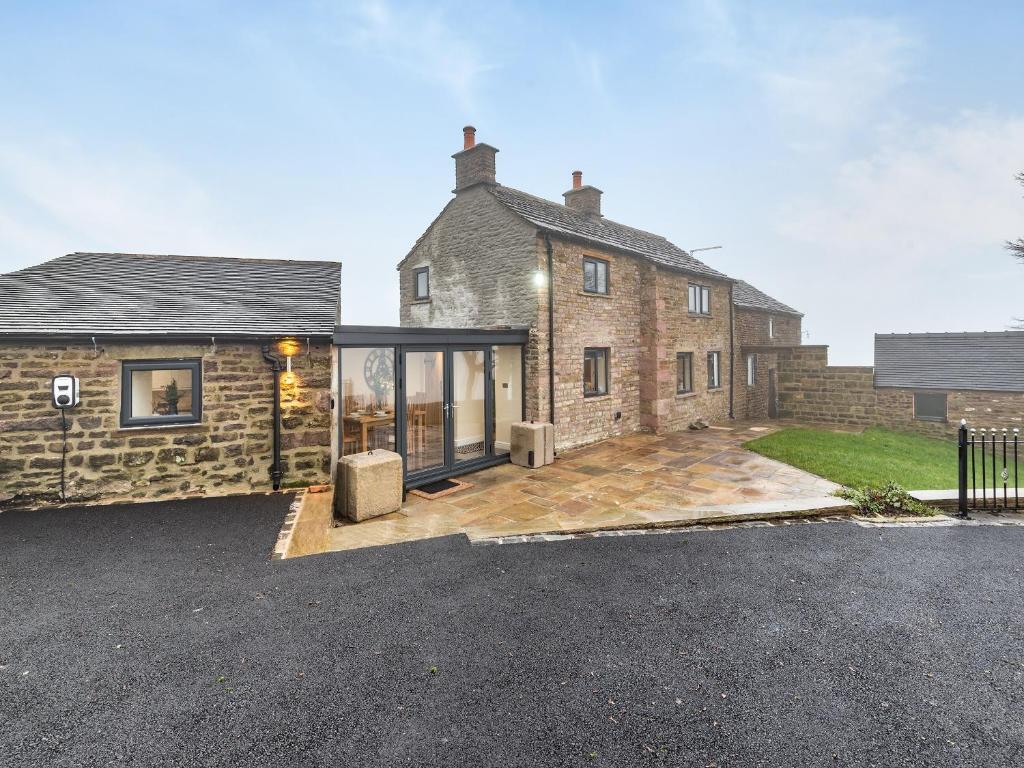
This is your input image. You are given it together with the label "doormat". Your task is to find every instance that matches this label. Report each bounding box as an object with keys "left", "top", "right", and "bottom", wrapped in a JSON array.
[{"left": 409, "top": 478, "right": 474, "bottom": 500}]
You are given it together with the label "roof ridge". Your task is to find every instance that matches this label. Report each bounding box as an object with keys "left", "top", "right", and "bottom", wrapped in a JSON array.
[
  {"left": 493, "top": 186, "right": 687, "bottom": 251},
  {"left": 64, "top": 252, "right": 343, "bottom": 267}
]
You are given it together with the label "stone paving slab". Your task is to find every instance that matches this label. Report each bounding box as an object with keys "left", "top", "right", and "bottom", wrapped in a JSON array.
[{"left": 283, "top": 422, "right": 846, "bottom": 556}]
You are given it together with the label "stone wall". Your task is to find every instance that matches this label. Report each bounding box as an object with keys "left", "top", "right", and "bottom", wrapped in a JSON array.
[
  {"left": 641, "top": 266, "right": 733, "bottom": 434},
  {"left": 529, "top": 239, "right": 735, "bottom": 451},
  {"left": 532, "top": 237, "right": 644, "bottom": 449},
  {"left": 734, "top": 309, "right": 803, "bottom": 420},
  {"left": 399, "top": 185, "right": 538, "bottom": 329},
  {"left": 0, "top": 340, "right": 333, "bottom": 508},
  {"left": 774, "top": 345, "right": 1024, "bottom": 437}
]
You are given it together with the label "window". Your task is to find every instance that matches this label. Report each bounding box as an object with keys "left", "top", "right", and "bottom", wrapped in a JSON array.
[
  {"left": 677, "top": 352, "right": 693, "bottom": 394},
  {"left": 746, "top": 353, "right": 757, "bottom": 387},
  {"left": 413, "top": 267, "right": 430, "bottom": 300},
  {"left": 914, "top": 392, "right": 947, "bottom": 422},
  {"left": 707, "top": 351, "right": 721, "bottom": 389},
  {"left": 121, "top": 359, "right": 202, "bottom": 427},
  {"left": 583, "top": 348, "right": 609, "bottom": 397},
  {"left": 341, "top": 347, "right": 396, "bottom": 455},
  {"left": 688, "top": 283, "right": 710, "bottom": 315},
  {"left": 582, "top": 257, "right": 609, "bottom": 294},
  {"left": 768, "top": 317, "right": 774, "bottom": 338}
]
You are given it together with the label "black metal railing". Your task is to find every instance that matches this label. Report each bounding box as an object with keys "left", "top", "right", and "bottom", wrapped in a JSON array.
[{"left": 958, "top": 420, "right": 1020, "bottom": 517}]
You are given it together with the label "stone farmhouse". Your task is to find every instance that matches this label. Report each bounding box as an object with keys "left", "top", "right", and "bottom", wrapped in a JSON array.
[{"left": 398, "top": 127, "right": 803, "bottom": 452}]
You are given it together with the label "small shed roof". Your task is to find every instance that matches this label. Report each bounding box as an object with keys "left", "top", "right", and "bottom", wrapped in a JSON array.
[
  {"left": 874, "top": 332, "right": 1024, "bottom": 392},
  {"left": 0, "top": 252, "right": 342, "bottom": 339}
]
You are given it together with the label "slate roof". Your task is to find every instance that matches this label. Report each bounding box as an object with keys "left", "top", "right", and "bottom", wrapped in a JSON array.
[
  {"left": 874, "top": 332, "right": 1024, "bottom": 392},
  {"left": 732, "top": 280, "right": 802, "bottom": 316},
  {"left": 488, "top": 186, "right": 731, "bottom": 281},
  {"left": 0, "top": 253, "right": 342, "bottom": 339}
]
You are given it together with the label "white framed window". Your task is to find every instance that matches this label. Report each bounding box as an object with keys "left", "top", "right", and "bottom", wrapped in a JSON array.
[
  {"left": 768, "top": 317, "right": 774, "bottom": 339},
  {"left": 677, "top": 352, "right": 693, "bottom": 394},
  {"left": 707, "top": 351, "right": 721, "bottom": 389},
  {"left": 688, "top": 284, "right": 710, "bottom": 315},
  {"left": 746, "top": 353, "right": 757, "bottom": 387}
]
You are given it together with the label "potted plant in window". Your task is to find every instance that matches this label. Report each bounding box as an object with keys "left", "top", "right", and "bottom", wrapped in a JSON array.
[{"left": 163, "top": 378, "right": 180, "bottom": 415}]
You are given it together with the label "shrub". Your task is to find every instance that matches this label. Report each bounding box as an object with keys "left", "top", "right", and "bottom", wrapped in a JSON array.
[{"left": 836, "top": 481, "right": 937, "bottom": 517}]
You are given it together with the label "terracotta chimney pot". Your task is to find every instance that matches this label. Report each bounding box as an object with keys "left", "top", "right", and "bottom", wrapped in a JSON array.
[
  {"left": 572, "top": 170, "right": 583, "bottom": 189},
  {"left": 463, "top": 126, "right": 476, "bottom": 150}
]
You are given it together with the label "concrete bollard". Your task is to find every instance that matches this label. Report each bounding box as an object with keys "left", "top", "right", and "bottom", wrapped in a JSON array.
[{"left": 335, "top": 449, "right": 403, "bottom": 522}]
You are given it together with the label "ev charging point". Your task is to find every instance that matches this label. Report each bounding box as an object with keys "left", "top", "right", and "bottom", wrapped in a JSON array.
[{"left": 51, "top": 375, "right": 80, "bottom": 409}]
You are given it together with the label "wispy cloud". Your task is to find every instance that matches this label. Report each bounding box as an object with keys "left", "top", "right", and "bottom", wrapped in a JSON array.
[
  {"left": 570, "top": 42, "right": 609, "bottom": 102},
  {"left": 0, "top": 139, "right": 247, "bottom": 269},
  {"left": 331, "top": 0, "right": 490, "bottom": 108},
  {"left": 685, "top": 2, "right": 919, "bottom": 143}
]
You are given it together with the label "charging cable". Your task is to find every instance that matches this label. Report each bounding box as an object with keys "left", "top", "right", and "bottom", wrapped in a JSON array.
[{"left": 59, "top": 409, "right": 68, "bottom": 503}]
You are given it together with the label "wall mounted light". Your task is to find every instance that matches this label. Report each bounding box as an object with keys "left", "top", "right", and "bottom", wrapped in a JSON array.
[{"left": 533, "top": 270, "right": 547, "bottom": 288}]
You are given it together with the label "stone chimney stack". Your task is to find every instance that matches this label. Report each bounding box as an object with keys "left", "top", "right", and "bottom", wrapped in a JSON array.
[
  {"left": 453, "top": 126, "right": 499, "bottom": 191},
  {"left": 563, "top": 170, "right": 602, "bottom": 217}
]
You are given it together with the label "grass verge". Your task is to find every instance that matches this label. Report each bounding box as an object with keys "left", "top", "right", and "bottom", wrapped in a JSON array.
[{"left": 744, "top": 427, "right": 957, "bottom": 489}]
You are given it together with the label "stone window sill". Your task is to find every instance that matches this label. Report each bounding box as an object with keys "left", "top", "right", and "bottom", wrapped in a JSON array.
[
  {"left": 410, "top": 298, "right": 432, "bottom": 305},
  {"left": 114, "top": 422, "right": 207, "bottom": 435},
  {"left": 707, "top": 387, "right": 724, "bottom": 393},
  {"left": 676, "top": 391, "right": 697, "bottom": 399},
  {"left": 578, "top": 291, "right": 612, "bottom": 299},
  {"left": 687, "top": 313, "right": 714, "bottom": 319},
  {"left": 583, "top": 393, "right": 612, "bottom": 401}
]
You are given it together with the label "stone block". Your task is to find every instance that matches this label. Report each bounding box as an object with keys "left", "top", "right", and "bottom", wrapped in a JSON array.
[
  {"left": 335, "top": 449, "right": 402, "bottom": 523},
  {"left": 510, "top": 422, "right": 553, "bottom": 468}
]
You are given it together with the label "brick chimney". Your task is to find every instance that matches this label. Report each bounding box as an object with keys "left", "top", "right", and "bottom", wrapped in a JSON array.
[
  {"left": 563, "top": 170, "right": 602, "bottom": 217},
  {"left": 452, "top": 126, "right": 499, "bottom": 191}
]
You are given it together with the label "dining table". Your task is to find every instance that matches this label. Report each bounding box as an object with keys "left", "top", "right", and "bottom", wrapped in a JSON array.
[{"left": 343, "top": 411, "right": 395, "bottom": 453}]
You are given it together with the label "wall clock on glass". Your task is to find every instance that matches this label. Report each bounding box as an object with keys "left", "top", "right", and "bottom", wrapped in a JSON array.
[{"left": 363, "top": 349, "right": 394, "bottom": 410}]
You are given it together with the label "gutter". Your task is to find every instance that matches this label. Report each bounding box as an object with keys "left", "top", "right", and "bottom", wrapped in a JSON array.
[
  {"left": 261, "top": 345, "right": 284, "bottom": 491},
  {"left": 728, "top": 282, "right": 735, "bottom": 419},
  {"left": 543, "top": 234, "right": 556, "bottom": 428}
]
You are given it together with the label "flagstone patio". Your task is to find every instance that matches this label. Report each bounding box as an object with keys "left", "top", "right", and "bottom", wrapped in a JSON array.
[{"left": 284, "top": 422, "right": 840, "bottom": 556}]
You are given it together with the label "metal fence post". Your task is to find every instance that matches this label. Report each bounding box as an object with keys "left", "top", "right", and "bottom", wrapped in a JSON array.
[{"left": 958, "top": 419, "right": 970, "bottom": 519}]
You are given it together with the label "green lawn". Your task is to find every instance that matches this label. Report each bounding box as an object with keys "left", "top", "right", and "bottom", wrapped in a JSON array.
[{"left": 744, "top": 427, "right": 958, "bottom": 489}]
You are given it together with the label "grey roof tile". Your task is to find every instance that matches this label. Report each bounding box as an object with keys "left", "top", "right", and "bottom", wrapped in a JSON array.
[
  {"left": 874, "top": 332, "right": 1024, "bottom": 392},
  {"left": 489, "top": 186, "right": 731, "bottom": 281},
  {"left": 733, "top": 280, "right": 802, "bottom": 316},
  {"left": 0, "top": 252, "right": 341, "bottom": 338}
]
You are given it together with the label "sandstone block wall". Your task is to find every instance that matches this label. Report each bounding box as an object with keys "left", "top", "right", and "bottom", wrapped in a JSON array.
[
  {"left": 774, "top": 345, "right": 1024, "bottom": 437},
  {"left": 0, "top": 341, "right": 333, "bottom": 508},
  {"left": 734, "top": 309, "right": 803, "bottom": 420}
]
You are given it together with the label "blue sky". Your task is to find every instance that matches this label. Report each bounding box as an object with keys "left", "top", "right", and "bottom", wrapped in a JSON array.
[{"left": 1, "top": 1, "right": 1022, "bottom": 363}]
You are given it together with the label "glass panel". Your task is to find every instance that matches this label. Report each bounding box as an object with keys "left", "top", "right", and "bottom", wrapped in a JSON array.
[
  {"left": 130, "top": 368, "right": 195, "bottom": 418},
  {"left": 677, "top": 354, "right": 692, "bottom": 393},
  {"left": 596, "top": 261, "right": 608, "bottom": 293},
  {"left": 747, "top": 354, "right": 756, "bottom": 386},
  {"left": 416, "top": 269, "right": 429, "bottom": 298},
  {"left": 492, "top": 346, "right": 523, "bottom": 456},
  {"left": 453, "top": 350, "right": 486, "bottom": 463},
  {"left": 405, "top": 350, "right": 445, "bottom": 474},
  {"left": 701, "top": 287, "right": 710, "bottom": 314},
  {"left": 708, "top": 352, "right": 720, "bottom": 388},
  {"left": 340, "top": 347, "right": 396, "bottom": 456},
  {"left": 688, "top": 285, "right": 696, "bottom": 312},
  {"left": 914, "top": 393, "right": 946, "bottom": 421},
  {"left": 583, "top": 259, "right": 597, "bottom": 292}
]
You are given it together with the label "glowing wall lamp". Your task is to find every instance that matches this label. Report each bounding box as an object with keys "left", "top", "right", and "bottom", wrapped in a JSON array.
[{"left": 533, "top": 269, "right": 546, "bottom": 288}]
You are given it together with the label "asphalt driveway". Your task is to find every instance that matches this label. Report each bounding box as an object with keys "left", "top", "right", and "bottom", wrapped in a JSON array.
[{"left": 2, "top": 494, "right": 1023, "bottom": 767}]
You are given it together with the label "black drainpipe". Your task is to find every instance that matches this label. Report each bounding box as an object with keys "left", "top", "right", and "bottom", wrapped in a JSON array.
[
  {"left": 728, "top": 282, "right": 735, "bottom": 419},
  {"left": 261, "top": 345, "right": 284, "bottom": 490},
  {"left": 544, "top": 234, "right": 556, "bottom": 428}
]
